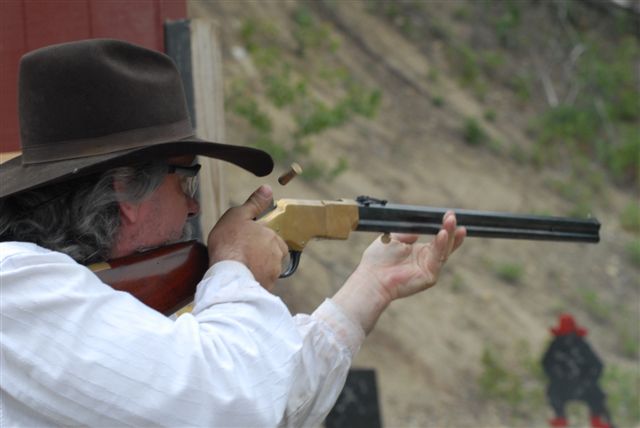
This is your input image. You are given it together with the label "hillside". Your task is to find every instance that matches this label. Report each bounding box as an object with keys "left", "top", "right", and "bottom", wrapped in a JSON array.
[{"left": 189, "top": 1, "right": 639, "bottom": 427}]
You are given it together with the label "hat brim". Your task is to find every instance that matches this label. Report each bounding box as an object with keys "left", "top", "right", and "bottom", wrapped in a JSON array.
[{"left": 0, "top": 136, "right": 273, "bottom": 199}]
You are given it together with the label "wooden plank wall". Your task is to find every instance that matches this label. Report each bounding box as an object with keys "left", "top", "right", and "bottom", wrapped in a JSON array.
[{"left": 0, "top": 0, "right": 186, "bottom": 154}]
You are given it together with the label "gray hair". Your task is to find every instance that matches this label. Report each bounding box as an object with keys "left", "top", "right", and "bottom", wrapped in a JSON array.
[{"left": 0, "top": 162, "right": 167, "bottom": 264}]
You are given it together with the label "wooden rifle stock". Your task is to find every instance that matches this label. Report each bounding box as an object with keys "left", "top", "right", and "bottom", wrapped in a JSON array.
[
  {"left": 90, "top": 241, "right": 208, "bottom": 316},
  {"left": 91, "top": 197, "right": 600, "bottom": 314}
]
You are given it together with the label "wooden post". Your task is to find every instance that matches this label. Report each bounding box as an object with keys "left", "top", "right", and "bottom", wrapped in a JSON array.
[
  {"left": 165, "top": 19, "right": 227, "bottom": 315},
  {"left": 190, "top": 19, "right": 227, "bottom": 236}
]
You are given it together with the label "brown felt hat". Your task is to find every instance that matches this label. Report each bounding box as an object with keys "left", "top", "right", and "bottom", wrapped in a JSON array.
[{"left": 0, "top": 39, "right": 273, "bottom": 199}]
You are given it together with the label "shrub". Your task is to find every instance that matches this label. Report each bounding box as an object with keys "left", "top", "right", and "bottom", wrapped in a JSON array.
[
  {"left": 292, "top": 6, "right": 338, "bottom": 56},
  {"left": 608, "top": 127, "right": 640, "bottom": 185},
  {"left": 620, "top": 203, "right": 640, "bottom": 233},
  {"left": 230, "top": 98, "right": 272, "bottom": 134},
  {"left": 580, "top": 289, "right": 611, "bottom": 323},
  {"left": 432, "top": 96, "right": 445, "bottom": 107},
  {"left": 602, "top": 364, "right": 640, "bottom": 425},
  {"left": 479, "top": 348, "right": 523, "bottom": 406},
  {"left": 536, "top": 106, "right": 599, "bottom": 150},
  {"left": 484, "top": 109, "right": 497, "bottom": 122},
  {"left": 495, "top": 262, "right": 524, "bottom": 285},
  {"left": 464, "top": 118, "right": 489, "bottom": 146},
  {"left": 265, "top": 72, "right": 306, "bottom": 108},
  {"left": 328, "top": 157, "right": 349, "bottom": 181},
  {"left": 252, "top": 135, "right": 287, "bottom": 162},
  {"left": 626, "top": 239, "right": 640, "bottom": 267}
]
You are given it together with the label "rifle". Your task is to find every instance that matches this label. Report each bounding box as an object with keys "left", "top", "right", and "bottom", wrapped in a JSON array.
[{"left": 92, "top": 196, "right": 600, "bottom": 315}]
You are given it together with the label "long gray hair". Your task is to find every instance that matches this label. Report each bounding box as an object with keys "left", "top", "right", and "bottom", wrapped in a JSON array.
[{"left": 0, "top": 162, "right": 167, "bottom": 264}]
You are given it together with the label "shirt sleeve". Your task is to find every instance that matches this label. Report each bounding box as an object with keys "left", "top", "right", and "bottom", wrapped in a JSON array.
[{"left": 0, "top": 243, "right": 365, "bottom": 427}]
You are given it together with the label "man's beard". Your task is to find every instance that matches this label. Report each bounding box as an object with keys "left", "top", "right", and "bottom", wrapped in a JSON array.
[
  {"left": 176, "top": 221, "right": 194, "bottom": 242},
  {"left": 165, "top": 221, "right": 194, "bottom": 245},
  {"left": 136, "top": 221, "right": 195, "bottom": 253}
]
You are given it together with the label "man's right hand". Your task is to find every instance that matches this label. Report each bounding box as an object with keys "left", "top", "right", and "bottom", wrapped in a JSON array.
[{"left": 207, "top": 185, "right": 288, "bottom": 290}]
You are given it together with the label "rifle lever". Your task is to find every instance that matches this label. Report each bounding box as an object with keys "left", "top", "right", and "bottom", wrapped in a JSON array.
[
  {"left": 356, "top": 196, "right": 388, "bottom": 207},
  {"left": 280, "top": 250, "right": 302, "bottom": 278}
]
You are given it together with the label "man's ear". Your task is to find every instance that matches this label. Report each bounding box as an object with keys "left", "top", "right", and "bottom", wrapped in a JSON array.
[
  {"left": 113, "top": 180, "right": 139, "bottom": 225},
  {"left": 118, "top": 200, "right": 140, "bottom": 224}
]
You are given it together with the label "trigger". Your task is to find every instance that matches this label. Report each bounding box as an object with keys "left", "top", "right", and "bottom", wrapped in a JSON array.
[{"left": 280, "top": 251, "right": 302, "bottom": 278}]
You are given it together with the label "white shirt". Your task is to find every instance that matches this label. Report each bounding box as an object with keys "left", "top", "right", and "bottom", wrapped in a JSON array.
[{"left": 0, "top": 242, "right": 365, "bottom": 427}]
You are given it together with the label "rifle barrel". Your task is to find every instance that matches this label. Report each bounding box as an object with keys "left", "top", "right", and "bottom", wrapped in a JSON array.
[{"left": 356, "top": 203, "right": 600, "bottom": 243}]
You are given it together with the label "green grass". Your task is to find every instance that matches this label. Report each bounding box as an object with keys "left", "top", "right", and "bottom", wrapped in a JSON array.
[
  {"left": 494, "top": 262, "right": 524, "bottom": 285},
  {"left": 481, "top": 51, "right": 505, "bottom": 78},
  {"left": 626, "top": 239, "right": 640, "bottom": 267},
  {"left": 252, "top": 135, "right": 287, "bottom": 163},
  {"left": 580, "top": 289, "right": 611, "bottom": 323},
  {"left": 299, "top": 160, "right": 325, "bottom": 181},
  {"left": 451, "top": 273, "right": 466, "bottom": 293},
  {"left": 343, "top": 85, "right": 381, "bottom": 119},
  {"left": 478, "top": 340, "right": 640, "bottom": 427},
  {"left": 608, "top": 126, "right": 640, "bottom": 185},
  {"left": 265, "top": 71, "right": 307, "bottom": 108},
  {"left": 478, "top": 343, "right": 546, "bottom": 416},
  {"left": 292, "top": 5, "right": 339, "bottom": 56},
  {"left": 294, "top": 85, "right": 381, "bottom": 138},
  {"left": 448, "top": 44, "right": 481, "bottom": 87},
  {"left": 328, "top": 157, "right": 349, "bottom": 181},
  {"left": 484, "top": 109, "right": 497, "bottom": 122},
  {"left": 493, "top": 2, "right": 521, "bottom": 48},
  {"left": 536, "top": 106, "right": 599, "bottom": 150},
  {"left": 544, "top": 178, "right": 594, "bottom": 219},
  {"left": 229, "top": 97, "right": 272, "bottom": 134},
  {"left": 463, "top": 118, "right": 489, "bottom": 146},
  {"left": 230, "top": 11, "right": 385, "bottom": 182},
  {"left": 509, "top": 145, "right": 529, "bottom": 165},
  {"left": 479, "top": 348, "right": 524, "bottom": 407},
  {"left": 602, "top": 364, "right": 640, "bottom": 425},
  {"left": 366, "top": 0, "right": 638, "bottom": 193},
  {"left": 620, "top": 203, "right": 640, "bottom": 233},
  {"left": 295, "top": 100, "right": 348, "bottom": 138},
  {"left": 533, "top": 36, "right": 640, "bottom": 188},
  {"left": 240, "top": 18, "right": 278, "bottom": 55},
  {"left": 617, "top": 320, "right": 640, "bottom": 358},
  {"left": 509, "top": 73, "right": 532, "bottom": 103}
]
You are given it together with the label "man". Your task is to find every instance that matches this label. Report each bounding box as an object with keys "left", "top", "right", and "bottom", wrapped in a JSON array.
[{"left": 0, "top": 39, "right": 465, "bottom": 426}]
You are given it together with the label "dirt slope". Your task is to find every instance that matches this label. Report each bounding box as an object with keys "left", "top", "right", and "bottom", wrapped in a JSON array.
[{"left": 189, "top": 1, "right": 639, "bottom": 427}]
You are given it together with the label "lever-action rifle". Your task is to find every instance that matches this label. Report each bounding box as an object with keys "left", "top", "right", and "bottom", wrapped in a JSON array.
[{"left": 93, "top": 196, "right": 600, "bottom": 315}]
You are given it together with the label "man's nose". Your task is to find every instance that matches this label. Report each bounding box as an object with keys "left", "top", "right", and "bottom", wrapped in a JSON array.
[{"left": 187, "top": 196, "right": 200, "bottom": 217}]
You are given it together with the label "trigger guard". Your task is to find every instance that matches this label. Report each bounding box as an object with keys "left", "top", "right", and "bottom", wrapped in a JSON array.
[{"left": 280, "top": 251, "right": 302, "bottom": 278}]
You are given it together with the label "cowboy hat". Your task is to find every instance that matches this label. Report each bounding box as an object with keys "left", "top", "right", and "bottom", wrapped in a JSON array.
[
  {"left": 0, "top": 39, "right": 273, "bottom": 199},
  {"left": 551, "top": 313, "right": 588, "bottom": 337}
]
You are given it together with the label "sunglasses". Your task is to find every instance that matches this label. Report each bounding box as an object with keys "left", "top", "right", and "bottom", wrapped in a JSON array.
[{"left": 167, "top": 163, "right": 201, "bottom": 198}]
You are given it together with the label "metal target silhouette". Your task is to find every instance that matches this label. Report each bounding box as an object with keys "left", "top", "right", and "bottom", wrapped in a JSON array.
[{"left": 542, "top": 314, "right": 614, "bottom": 428}]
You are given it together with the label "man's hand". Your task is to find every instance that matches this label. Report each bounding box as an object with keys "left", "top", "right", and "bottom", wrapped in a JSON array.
[
  {"left": 332, "top": 211, "right": 466, "bottom": 334},
  {"left": 360, "top": 211, "right": 465, "bottom": 301},
  {"left": 207, "top": 185, "right": 288, "bottom": 290}
]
